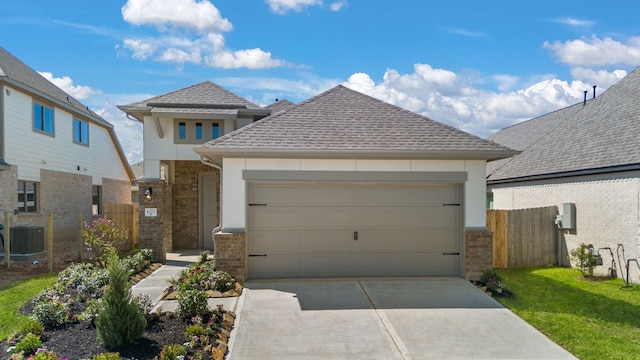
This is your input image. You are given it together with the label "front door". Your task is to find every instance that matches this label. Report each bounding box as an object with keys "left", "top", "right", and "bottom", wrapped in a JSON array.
[{"left": 199, "top": 173, "right": 218, "bottom": 250}]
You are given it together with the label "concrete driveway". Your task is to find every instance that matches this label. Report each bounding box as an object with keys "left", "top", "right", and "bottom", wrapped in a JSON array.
[{"left": 227, "top": 278, "right": 576, "bottom": 360}]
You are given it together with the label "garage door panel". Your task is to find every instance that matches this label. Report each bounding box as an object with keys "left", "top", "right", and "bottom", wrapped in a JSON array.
[
  {"left": 356, "top": 229, "right": 459, "bottom": 253},
  {"left": 355, "top": 184, "right": 459, "bottom": 205},
  {"left": 248, "top": 182, "right": 462, "bottom": 279}
]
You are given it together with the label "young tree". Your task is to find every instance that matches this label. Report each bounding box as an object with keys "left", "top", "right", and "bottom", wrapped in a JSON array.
[{"left": 96, "top": 248, "right": 146, "bottom": 348}]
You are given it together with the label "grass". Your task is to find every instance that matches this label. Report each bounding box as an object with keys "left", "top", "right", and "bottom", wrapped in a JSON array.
[
  {"left": 0, "top": 272, "right": 58, "bottom": 340},
  {"left": 495, "top": 266, "right": 640, "bottom": 360}
]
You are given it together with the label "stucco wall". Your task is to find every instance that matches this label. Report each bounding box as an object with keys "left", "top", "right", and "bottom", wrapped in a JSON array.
[
  {"left": 220, "top": 158, "right": 488, "bottom": 230},
  {"left": 489, "top": 171, "right": 640, "bottom": 280}
]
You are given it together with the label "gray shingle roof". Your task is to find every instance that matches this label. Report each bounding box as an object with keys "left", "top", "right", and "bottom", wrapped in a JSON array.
[
  {"left": 121, "top": 80, "right": 262, "bottom": 110},
  {"left": 195, "top": 85, "right": 517, "bottom": 160},
  {"left": 0, "top": 46, "right": 106, "bottom": 123},
  {"left": 487, "top": 66, "right": 640, "bottom": 182},
  {"left": 264, "top": 99, "right": 295, "bottom": 113}
]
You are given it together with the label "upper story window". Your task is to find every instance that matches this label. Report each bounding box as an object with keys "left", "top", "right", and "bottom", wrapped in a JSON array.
[
  {"left": 33, "top": 103, "right": 54, "bottom": 135},
  {"left": 174, "top": 120, "right": 222, "bottom": 144},
  {"left": 73, "top": 119, "right": 90, "bottom": 146}
]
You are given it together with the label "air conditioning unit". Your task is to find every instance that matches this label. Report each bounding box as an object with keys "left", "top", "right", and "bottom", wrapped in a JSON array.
[{"left": 9, "top": 226, "right": 45, "bottom": 254}]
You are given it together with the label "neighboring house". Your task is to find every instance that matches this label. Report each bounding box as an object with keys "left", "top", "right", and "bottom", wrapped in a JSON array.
[
  {"left": 487, "top": 66, "right": 640, "bottom": 279},
  {"left": 118, "top": 81, "right": 271, "bottom": 256},
  {"left": 194, "top": 85, "right": 517, "bottom": 281},
  {"left": 0, "top": 47, "right": 134, "bottom": 256}
]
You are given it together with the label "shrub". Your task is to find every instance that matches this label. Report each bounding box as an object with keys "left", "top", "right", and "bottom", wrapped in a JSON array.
[
  {"left": 31, "top": 300, "right": 71, "bottom": 327},
  {"left": 30, "top": 349, "right": 59, "bottom": 360},
  {"left": 199, "top": 250, "right": 210, "bottom": 264},
  {"left": 177, "top": 289, "right": 208, "bottom": 319},
  {"left": 92, "top": 353, "right": 122, "bottom": 360},
  {"left": 480, "top": 269, "right": 505, "bottom": 292},
  {"left": 57, "top": 262, "right": 109, "bottom": 299},
  {"left": 80, "top": 298, "right": 103, "bottom": 324},
  {"left": 19, "top": 319, "right": 44, "bottom": 337},
  {"left": 83, "top": 218, "right": 128, "bottom": 263},
  {"left": 185, "top": 324, "right": 207, "bottom": 339},
  {"left": 570, "top": 243, "right": 597, "bottom": 276},
  {"left": 159, "top": 344, "right": 187, "bottom": 360},
  {"left": 133, "top": 294, "right": 154, "bottom": 321},
  {"left": 13, "top": 333, "right": 42, "bottom": 355},
  {"left": 95, "top": 249, "right": 147, "bottom": 349}
]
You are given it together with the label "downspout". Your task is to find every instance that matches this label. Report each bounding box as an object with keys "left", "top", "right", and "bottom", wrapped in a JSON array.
[{"left": 199, "top": 155, "right": 223, "bottom": 234}]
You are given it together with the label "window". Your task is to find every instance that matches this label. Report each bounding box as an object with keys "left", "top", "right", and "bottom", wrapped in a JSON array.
[
  {"left": 174, "top": 120, "right": 223, "bottom": 144},
  {"left": 18, "top": 181, "right": 37, "bottom": 213},
  {"left": 178, "top": 122, "right": 186, "bottom": 140},
  {"left": 73, "top": 119, "right": 89, "bottom": 145},
  {"left": 92, "top": 185, "right": 102, "bottom": 215},
  {"left": 486, "top": 192, "right": 494, "bottom": 209},
  {"left": 33, "top": 103, "right": 54, "bottom": 135}
]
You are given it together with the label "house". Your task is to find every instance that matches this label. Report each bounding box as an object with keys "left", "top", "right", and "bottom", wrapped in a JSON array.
[
  {"left": 194, "top": 85, "right": 517, "bottom": 281},
  {"left": 118, "top": 81, "right": 272, "bottom": 258},
  {"left": 487, "top": 66, "right": 640, "bottom": 279},
  {"left": 0, "top": 47, "right": 134, "bottom": 258}
]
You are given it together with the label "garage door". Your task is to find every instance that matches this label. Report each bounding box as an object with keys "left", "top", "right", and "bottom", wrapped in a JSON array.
[{"left": 247, "top": 182, "right": 462, "bottom": 279}]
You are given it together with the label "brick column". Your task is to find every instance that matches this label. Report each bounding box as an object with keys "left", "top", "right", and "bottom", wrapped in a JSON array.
[
  {"left": 214, "top": 232, "right": 246, "bottom": 283},
  {"left": 138, "top": 181, "right": 172, "bottom": 262},
  {"left": 466, "top": 228, "right": 494, "bottom": 280}
]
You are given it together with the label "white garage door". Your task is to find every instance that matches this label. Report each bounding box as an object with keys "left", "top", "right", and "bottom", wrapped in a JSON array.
[{"left": 247, "top": 182, "right": 462, "bottom": 279}]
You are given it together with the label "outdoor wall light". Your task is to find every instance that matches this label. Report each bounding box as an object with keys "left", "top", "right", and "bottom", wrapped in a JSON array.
[{"left": 145, "top": 187, "right": 153, "bottom": 200}]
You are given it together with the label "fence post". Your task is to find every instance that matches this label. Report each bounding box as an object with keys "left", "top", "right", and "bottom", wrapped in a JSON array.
[
  {"left": 78, "top": 213, "right": 83, "bottom": 263},
  {"left": 4, "top": 210, "right": 9, "bottom": 269},
  {"left": 48, "top": 214, "right": 53, "bottom": 273}
]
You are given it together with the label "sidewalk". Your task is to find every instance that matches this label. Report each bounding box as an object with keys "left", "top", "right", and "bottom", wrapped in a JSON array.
[{"left": 130, "top": 250, "right": 239, "bottom": 314}]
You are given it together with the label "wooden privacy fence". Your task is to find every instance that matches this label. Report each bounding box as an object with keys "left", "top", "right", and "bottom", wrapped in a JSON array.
[
  {"left": 487, "top": 206, "right": 558, "bottom": 268},
  {"left": 104, "top": 203, "right": 139, "bottom": 251}
]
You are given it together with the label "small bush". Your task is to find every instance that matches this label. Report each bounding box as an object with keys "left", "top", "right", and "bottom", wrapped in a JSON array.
[
  {"left": 83, "top": 218, "right": 128, "bottom": 263},
  {"left": 31, "top": 300, "right": 71, "bottom": 327},
  {"left": 80, "top": 298, "right": 104, "bottom": 324},
  {"left": 13, "top": 333, "right": 42, "bottom": 355},
  {"left": 133, "top": 294, "right": 155, "bottom": 322},
  {"left": 96, "top": 249, "right": 147, "bottom": 349},
  {"left": 199, "top": 251, "right": 210, "bottom": 264},
  {"left": 570, "top": 243, "right": 597, "bottom": 276},
  {"left": 159, "top": 344, "right": 187, "bottom": 360},
  {"left": 185, "top": 324, "right": 207, "bottom": 339},
  {"left": 31, "top": 349, "right": 59, "bottom": 360},
  {"left": 177, "top": 289, "right": 208, "bottom": 319},
  {"left": 19, "top": 319, "right": 44, "bottom": 337},
  {"left": 92, "top": 352, "right": 122, "bottom": 360}
]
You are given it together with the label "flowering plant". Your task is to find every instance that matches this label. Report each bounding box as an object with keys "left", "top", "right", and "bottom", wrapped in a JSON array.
[{"left": 82, "top": 218, "right": 128, "bottom": 264}]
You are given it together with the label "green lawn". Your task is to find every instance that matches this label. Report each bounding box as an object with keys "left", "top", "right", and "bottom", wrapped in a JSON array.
[
  {"left": 495, "top": 266, "right": 640, "bottom": 360},
  {"left": 0, "top": 273, "right": 58, "bottom": 340}
]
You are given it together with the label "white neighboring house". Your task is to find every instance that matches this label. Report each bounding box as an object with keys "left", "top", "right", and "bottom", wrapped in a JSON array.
[
  {"left": 487, "top": 66, "right": 640, "bottom": 280},
  {"left": 0, "top": 47, "right": 134, "bottom": 257}
]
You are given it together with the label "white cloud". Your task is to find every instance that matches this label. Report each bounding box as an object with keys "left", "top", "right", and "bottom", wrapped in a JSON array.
[
  {"left": 205, "top": 48, "right": 286, "bottom": 69},
  {"left": 217, "top": 75, "right": 339, "bottom": 102},
  {"left": 552, "top": 17, "right": 595, "bottom": 27},
  {"left": 570, "top": 67, "right": 627, "bottom": 88},
  {"left": 120, "top": 0, "right": 287, "bottom": 69},
  {"left": 329, "top": 1, "right": 347, "bottom": 11},
  {"left": 441, "top": 27, "right": 487, "bottom": 38},
  {"left": 544, "top": 35, "right": 640, "bottom": 67},
  {"left": 38, "top": 72, "right": 101, "bottom": 100},
  {"left": 342, "top": 64, "right": 621, "bottom": 137},
  {"left": 266, "top": 0, "right": 322, "bottom": 14},
  {"left": 122, "top": 0, "right": 232, "bottom": 32}
]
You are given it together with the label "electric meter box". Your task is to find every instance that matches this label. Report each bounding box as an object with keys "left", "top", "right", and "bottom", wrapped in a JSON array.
[{"left": 561, "top": 203, "right": 576, "bottom": 230}]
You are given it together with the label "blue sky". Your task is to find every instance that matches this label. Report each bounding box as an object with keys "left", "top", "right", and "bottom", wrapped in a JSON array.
[{"left": 2, "top": 0, "right": 640, "bottom": 164}]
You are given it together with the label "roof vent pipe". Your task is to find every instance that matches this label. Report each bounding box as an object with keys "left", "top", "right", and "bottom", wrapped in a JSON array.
[
  {"left": 583, "top": 90, "right": 588, "bottom": 105},
  {"left": 593, "top": 85, "right": 597, "bottom": 99}
]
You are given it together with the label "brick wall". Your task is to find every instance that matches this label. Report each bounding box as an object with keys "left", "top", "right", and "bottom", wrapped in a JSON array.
[
  {"left": 102, "top": 177, "right": 132, "bottom": 205},
  {"left": 138, "top": 181, "right": 172, "bottom": 262},
  {"left": 214, "top": 232, "right": 246, "bottom": 283},
  {"left": 173, "top": 161, "right": 218, "bottom": 249},
  {"left": 466, "top": 229, "right": 493, "bottom": 280},
  {"left": 0, "top": 165, "right": 17, "bottom": 213}
]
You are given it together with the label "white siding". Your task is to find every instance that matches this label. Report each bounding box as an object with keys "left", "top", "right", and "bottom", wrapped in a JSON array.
[
  {"left": 3, "top": 86, "right": 129, "bottom": 183},
  {"left": 489, "top": 173, "right": 640, "bottom": 279},
  {"left": 221, "top": 158, "right": 488, "bottom": 230}
]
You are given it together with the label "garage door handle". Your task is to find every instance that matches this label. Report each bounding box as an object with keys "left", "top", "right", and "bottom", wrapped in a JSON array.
[
  {"left": 443, "top": 203, "right": 460, "bottom": 206},
  {"left": 249, "top": 254, "right": 267, "bottom": 257},
  {"left": 354, "top": 231, "right": 358, "bottom": 241},
  {"left": 249, "top": 203, "right": 267, "bottom": 207},
  {"left": 443, "top": 252, "right": 460, "bottom": 255}
]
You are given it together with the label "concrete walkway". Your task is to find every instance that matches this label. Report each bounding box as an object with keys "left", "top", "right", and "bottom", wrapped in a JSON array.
[
  {"left": 228, "top": 278, "right": 577, "bottom": 360},
  {"left": 130, "top": 251, "right": 239, "bottom": 314}
]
